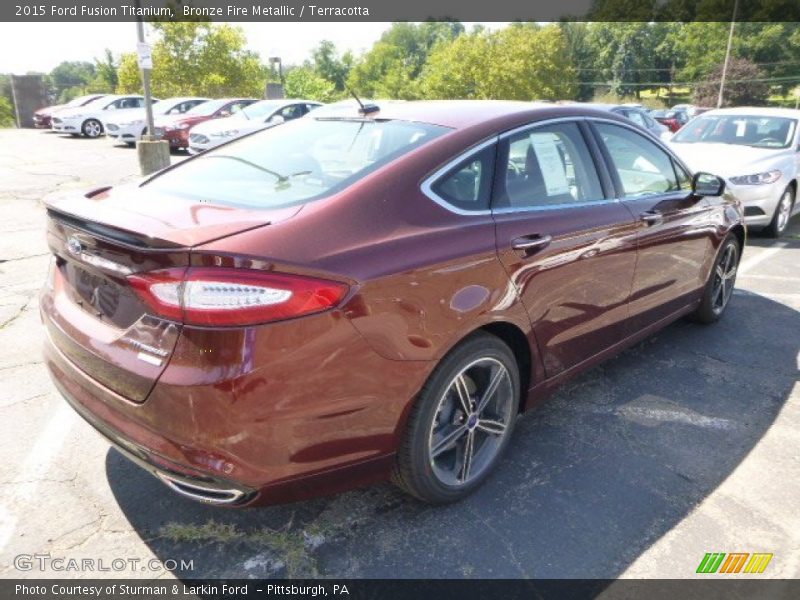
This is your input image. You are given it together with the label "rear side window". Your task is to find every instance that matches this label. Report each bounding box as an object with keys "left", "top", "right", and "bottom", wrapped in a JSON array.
[
  {"left": 430, "top": 145, "right": 496, "bottom": 211},
  {"left": 144, "top": 118, "right": 449, "bottom": 209},
  {"left": 494, "top": 122, "right": 605, "bottom": 209},
  {"left": 595, "top": 122, "right": 679, "bottom": 197}
]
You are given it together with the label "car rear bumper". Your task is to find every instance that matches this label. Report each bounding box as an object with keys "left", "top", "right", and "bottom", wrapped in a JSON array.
[{"left": 42, "top": 300, "right": 433, "bottom": 506}]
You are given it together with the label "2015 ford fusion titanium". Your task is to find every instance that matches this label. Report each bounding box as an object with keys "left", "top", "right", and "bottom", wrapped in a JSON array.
[{"left": 41, "top": 101, "right": 744, "bottom": 506}]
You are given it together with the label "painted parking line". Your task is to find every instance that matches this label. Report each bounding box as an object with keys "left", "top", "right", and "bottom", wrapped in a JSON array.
[
  {"left": 738, "top": 243, "right": 787, "bottom": 276},
  {"left": 0, "top": 401, "right": 75, "bottom": 553}
]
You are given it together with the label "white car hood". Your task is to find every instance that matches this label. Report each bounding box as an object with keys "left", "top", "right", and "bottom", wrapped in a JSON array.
[
  {"left": 669, "top": 142, "right": 791, "bottom": 178},
  {"left": 56, "top": 105, "right": 109, "bottom": 119}
]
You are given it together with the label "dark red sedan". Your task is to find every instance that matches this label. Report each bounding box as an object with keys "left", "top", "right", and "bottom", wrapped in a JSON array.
[
  {"left": 153, "top": 98, "right": 257, "bottom": 150},
  {"left": 41, "top": 101, "right": 743, "bottom": 506}
]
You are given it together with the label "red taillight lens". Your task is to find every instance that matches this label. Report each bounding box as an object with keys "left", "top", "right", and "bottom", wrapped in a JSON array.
[{"left": 128, "top": 268, "right": 349, "bottom": 326}]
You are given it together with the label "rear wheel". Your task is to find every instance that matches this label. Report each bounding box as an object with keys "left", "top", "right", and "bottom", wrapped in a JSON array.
[
  {"left": 81, "top": 119, "right": 103, "bottom": 138},
  {"left": 392, "top": 333, "right": 519, "bottom": 504},
  {"left": 764, "top": 186, "right": 794, "bottom": 238},
  {"left": 691, "top": 236, "right": 740, "bottom": 324}
]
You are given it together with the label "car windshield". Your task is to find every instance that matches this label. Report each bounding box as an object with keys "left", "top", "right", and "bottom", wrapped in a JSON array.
[
  {"left": 66, "top": 95, "right": 99, "bottom": 107},
  {"left": 185, "top": 99, "right": 229, "bottom": 116},
  {"left": 240, "top": 101, "right": 283, "bottom": 120},
  {"left": 144, "top": 118, "right": 450, "bottom": 209},
  {"left": 672, "top": 114, "right": 797, "bottom": 149}
]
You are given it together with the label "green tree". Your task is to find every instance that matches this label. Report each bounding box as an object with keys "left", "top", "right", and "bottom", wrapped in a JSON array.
[
  {"left": 284, "top": 66, "right": 337, "bottom": 102},
  {"left": 49, "top": 61, "right": 96, "bottom": 99},
  {"left": 586, "top": 22, "right": 659, "bottom": 98},
  {"left": 693, "top": 57, "right": 770, "bottom": 107},
  {"left": 419, "top": 24, "right": 577, "bottom": 101},
  {"left": 311, "top": 40, "right": 353, "bottom": 91},
  {"left": 0, "top": 96, "right": 15, "bottom": 127},
  {"left": 348, "top": 21, "right": 464, "bottom": 99},
  {"left": 117, "top": 22, "right": 267, "bottom": 98},
  {"left": 91, "top": 49, "right": 118, "bottom": 93}
]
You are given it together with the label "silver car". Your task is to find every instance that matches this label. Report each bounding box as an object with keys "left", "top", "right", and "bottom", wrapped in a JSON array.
[{"left": 669, "top": 107, "right": 800, "bottom": 237}]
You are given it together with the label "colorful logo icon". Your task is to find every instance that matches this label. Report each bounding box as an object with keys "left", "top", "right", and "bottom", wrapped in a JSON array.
[{"left": 696, "top": 552, "right": 773, "bottom": 574}]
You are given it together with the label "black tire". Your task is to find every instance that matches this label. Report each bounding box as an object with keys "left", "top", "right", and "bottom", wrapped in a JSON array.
[
  {"left": 764, "top": 186, "right": 795, "bottom": 238},
  {"left": 81, "top": 118, "right": 103, "bottom": 138},
  {"left": 392, "top": 332, "right": 520, "bottom": 504},
  {"left": 690, "top": 235, "right": 740, "bottom": 324}
]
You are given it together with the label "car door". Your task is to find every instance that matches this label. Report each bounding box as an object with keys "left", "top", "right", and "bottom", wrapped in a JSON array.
[
  {"left": 589, "top": 120, "right": 714, "bottom": 330},
  {"left": 492, "top": 120, "right": 639, "bottom": 378}
]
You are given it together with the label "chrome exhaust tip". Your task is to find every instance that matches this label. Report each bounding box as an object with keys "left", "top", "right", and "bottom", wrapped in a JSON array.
[{"left": 155, "top": 471, "right": 254, "bottom": 506}]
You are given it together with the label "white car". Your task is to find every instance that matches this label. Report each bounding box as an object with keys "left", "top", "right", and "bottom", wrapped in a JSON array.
[
  {"left": 104, "top": 97, "right": 209, "bottom": 146},
  {"left": 187, "top": 99, "right": 322, "bottom": 154},
  {"left": 669, "top": 107, "right": 800, "bottom": 237},
  {"left": 52, "top": 95, "right": 152, "bottom": 138}
]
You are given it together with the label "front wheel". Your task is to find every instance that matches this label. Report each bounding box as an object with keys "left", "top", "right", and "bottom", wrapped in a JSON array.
[
  {"left": 691, "top": 236, "right": 740, "bottom": 324},
  {"left": 392, "top": 332, "right": 520, "bottom": 504},
  {"left": 81, "top": 119, "right": 103, "bottom": 138},
  {"left": 764, "top": 186, "right": 795, "bottom": 238}
]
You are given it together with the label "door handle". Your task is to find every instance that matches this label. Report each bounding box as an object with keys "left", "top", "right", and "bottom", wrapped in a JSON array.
[
  {"left": 640, "top": 210, "right": 663, "bottom": 225},
  {"left": 512, "top": 234, "right": 552, "bottom": 252}
]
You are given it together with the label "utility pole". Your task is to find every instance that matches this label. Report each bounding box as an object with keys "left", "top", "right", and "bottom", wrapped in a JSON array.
[
  {"left": 133, "top": 0, "right": 169, "bottom": 175},
  {"left": 717, "top": 0, "right": 739, "bottom": 108}
]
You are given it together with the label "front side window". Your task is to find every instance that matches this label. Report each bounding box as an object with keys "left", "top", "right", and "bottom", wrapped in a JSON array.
[
  {"left": 145, "top": 118, "right": 449, "bottom": 209},
  {"left": 494, "top": 122, "right": 605, "bottom": 209},
  {"left": 595, "top": 122, "right": 679, "bottom": 197}
]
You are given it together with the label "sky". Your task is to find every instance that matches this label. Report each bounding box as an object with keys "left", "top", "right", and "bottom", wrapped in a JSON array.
[{"left": 0, "top": 22, "right": 505, "bottom": 74}]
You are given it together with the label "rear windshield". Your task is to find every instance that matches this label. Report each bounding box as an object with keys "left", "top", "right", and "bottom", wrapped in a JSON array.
[
  {"left": 185, "top": 99, "right": 229, "bottom": 116},
  {"left": 144, "top": 118, "right": 450, "bottom": 208}
]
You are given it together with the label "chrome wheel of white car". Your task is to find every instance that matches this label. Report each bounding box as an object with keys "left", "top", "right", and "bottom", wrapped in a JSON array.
[
  {"left": 82, "top": 119, "right": 103, "bottom": 138},
  {"left": 766, "top": 187, "right": 795, "bottom": 238}
]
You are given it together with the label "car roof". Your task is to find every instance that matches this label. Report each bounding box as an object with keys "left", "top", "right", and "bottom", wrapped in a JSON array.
[
  {"left": 699, "top": 106, "right": 800, "bottom": 119},
  {"left": 310, "top": 99, "right": 610, "bottom": 130}
]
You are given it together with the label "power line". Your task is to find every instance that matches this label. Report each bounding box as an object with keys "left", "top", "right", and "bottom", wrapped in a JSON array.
[{"left": 577, "top": 75, "right": 800, "bottom": 87}]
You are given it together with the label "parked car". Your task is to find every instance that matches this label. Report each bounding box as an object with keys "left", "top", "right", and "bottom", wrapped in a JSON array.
[
  {"left": 152, "top": 98, "right": 257, "bottom": 150},
  {"left": 650, "top": 108, "right": 690, "bottom": 133},
  {"left": 187, "top": 99, "right": 323, "bottom": 154},
  {"left": 52, "top": 95, "right": 152, "bottom": 138},
  {"left": 33, "top": 94, "right": 106, "bottom": 129},
  {"left": 42, "top": 101, "right": 742, "bottom": 507},
  {"left": 104, "top": 97, "right": 210, "bottom": 146},
  {"left": 672, "top": 104, "right": 712, "bottom": 118},
  {"left": 669, "top": 107, "right": 800, "bottom": 237},
  {"left": 588, "top": 103, "right": 668, "bottom": 137}
]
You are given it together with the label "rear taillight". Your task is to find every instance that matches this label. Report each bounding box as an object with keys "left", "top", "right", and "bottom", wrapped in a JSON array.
[{"left": 128, "top": 268, "right": 348, "bottom": 326}]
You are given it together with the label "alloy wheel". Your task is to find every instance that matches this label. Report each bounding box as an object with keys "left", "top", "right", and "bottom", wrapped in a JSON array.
[
  {"left": 428, "top": 357, "right": 514, "bottom": 487},
  {"left": 711, "top": 243, "right": 738, "bottom": 315},
  {"left": 83, "top": 120, "right": 102, "bottom": 138},
  {"left": 776, "top": 190, "right": 793, "bottom": 233}
]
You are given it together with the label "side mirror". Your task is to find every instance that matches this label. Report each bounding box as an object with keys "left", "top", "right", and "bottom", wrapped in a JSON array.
[
  {"left": 268, "top": 115, "right": 285, "bottom": 125},
  {"left": 692, "top": 172, "right": 725, "bottom": 197}
]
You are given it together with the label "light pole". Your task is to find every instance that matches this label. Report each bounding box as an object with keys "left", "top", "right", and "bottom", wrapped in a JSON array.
[
  {"left": 269, "top": 56, "right": 283, "bottom": 83},
  {"left": 134, "top": 0, "right": 155, "bottom": 139},
  {"left": 133, "top": 0, "right": 169, "bottom": 175},
  {"left": 717, "top": 0, "right": 739, "bottom": 108}
]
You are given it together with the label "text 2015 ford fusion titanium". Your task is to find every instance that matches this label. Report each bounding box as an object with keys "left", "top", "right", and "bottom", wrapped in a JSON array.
[{"left": 41, "top": 102, "right": 744, "bottom": 506}]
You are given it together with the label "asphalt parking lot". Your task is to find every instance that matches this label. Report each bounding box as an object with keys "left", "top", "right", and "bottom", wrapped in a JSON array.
[{"left": 0, "top": 128, "right": 798, "bottom": 581}]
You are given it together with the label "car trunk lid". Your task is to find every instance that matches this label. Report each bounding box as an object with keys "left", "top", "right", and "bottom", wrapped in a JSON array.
[{"left": 41, "top": 186, "right": 300, "bottom": 402}]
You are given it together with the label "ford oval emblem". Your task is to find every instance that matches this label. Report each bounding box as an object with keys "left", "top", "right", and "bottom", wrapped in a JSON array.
[{"left": 66, "top": 236, "right": 82, "bottom": 256}]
